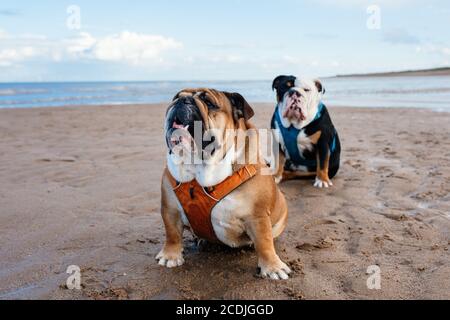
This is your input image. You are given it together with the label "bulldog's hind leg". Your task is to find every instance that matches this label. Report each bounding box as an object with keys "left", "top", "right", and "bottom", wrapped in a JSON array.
[
  {"left": 277, "top": 151, "right": 317, "bottom": 182},
  {"left": 283, "top": 170, "right": 316, "bottom": 181},
  {"left": 156, "top": 180, "right": 185, "bottom": 268},
  {"left": 314, "top": 139, "right": 332, "bottom": 188},
  {"left": 246, "top": 215, "right": 291, "bottom": 280}
]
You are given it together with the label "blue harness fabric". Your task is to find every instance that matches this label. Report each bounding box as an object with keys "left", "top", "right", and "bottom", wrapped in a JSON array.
[{"left": 272, "top": 102, "right": 337, "bottom": 168}]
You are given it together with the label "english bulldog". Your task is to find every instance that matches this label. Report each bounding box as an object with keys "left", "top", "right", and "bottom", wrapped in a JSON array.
[
  {"left": 157, "top": 88, "right": 291, "bottom": 280},
  {"left": 271, "top": 75, "right": 341, "bottom": 188}
]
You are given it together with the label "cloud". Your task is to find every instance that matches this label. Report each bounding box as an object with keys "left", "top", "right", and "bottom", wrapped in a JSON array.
[
  {"left": 0, "top": 30, "right": 50, "bottom": 66},
  {"left": 0, "top": 29, "right": 46, "bottom": 41},
  {"left": 65, "top": 32, "right": 97, "bottom": 57},
  {"left": 205, "top": 42, "right": 257, "bottom": 49},
  {"left": 383, "top": 29, "right": 421, "bottom": 45},
  {"left": 206, "top": 54, "right": 244, "bottom": 63},
  {"left": 0, "top": 30, "right": 183, "bottom": 68},
  {"left": 0, "top": 47, "right": 38, "bottom": 66},
  {"left": 304, "top": 33, "right": 338, "bottom": 40},
  {"left": 94, "top": 32, "right": 182, "bottom": 64},
  {"left": 66, "top": 31, "right": 183, "bottom": 65},
  {"left": 416, "top": 43, "right": 450, "bottom": 56}
]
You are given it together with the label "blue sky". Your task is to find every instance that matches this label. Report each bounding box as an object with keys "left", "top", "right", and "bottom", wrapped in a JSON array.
[{"left": 0, "top": 0, "right": 449, "bottom": 82}]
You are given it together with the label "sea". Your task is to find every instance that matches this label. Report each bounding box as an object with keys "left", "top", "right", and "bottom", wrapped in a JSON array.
[{"left": 1, "top": 76, "right": 450, "bottom": 111}]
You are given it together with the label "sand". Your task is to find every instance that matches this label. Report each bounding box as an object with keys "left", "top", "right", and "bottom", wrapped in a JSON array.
[{"left": 0, "top": 103, "right": 449, "bottom": 300}]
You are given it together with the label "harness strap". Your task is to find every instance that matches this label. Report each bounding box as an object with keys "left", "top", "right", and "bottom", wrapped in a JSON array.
[
  {"left": 273, "top": 107, "right": 309, "bottom": 167},
  {"left": 165, "top": 164, "right": 258, "bottom": 242}
]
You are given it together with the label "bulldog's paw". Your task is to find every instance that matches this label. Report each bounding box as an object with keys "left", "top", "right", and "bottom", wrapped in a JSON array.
[
  {"left": 258, "top": 258, "right": 291, "bottom": 280},
  {"left": 314, "top": 177, "right": 333, "bottom": 188},
  {"left": 156, "top": 248, "right": 184, "bottom": 268}
]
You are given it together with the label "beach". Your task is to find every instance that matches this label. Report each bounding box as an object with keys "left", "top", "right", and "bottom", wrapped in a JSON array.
[{"left": 0, "top": 103, "right": 449, "bottom": 300}]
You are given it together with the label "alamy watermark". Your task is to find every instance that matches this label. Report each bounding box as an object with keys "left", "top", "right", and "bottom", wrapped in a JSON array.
[
  {"left": 66, "top": 265, "right": 81, "bottom": 290},
  {"left": 366, "top": 265, "right": 381, "bottom": 290},
  {"left": 167, "top": 121, "right": 279, "bottom": 176},
  {"left": 367, "top": 5, "right": 381, "bottom": 30},
  {"left": 66, "top": 5, "right": 81, "bottom": 30}
]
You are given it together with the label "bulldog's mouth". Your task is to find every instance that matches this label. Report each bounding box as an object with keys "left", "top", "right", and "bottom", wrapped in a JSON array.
[
  {"left": 169, "top": 122, "right": 191, "bottom": 147},
  {"left": 167, "top": 120, "right": 221, "bottom": 162},
  {"left": 165, "top": 95, "right": 220, "bottom": 159},
  {"left": 283, "top": 102, "right": 306, "bottom": 121},
  {"left": 283, "top": 105, "right": 306, "bottom": 121},
  {"left": 165, "top": 96, "right": 203, "bottom": 152}
]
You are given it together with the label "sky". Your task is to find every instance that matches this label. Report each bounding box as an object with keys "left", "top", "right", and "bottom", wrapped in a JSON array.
[{"left": 0, "top": 0, "right": 449, "bottom": 82}]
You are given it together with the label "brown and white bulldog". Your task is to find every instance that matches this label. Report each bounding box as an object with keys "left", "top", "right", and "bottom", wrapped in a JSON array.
[{"left": 157, "top": 88, "right": 291, "bottom": 280}]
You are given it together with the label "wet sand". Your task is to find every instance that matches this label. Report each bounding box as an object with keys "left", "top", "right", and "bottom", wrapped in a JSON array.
[{"left": 0, "top": 104, "right": 449, "bottom": 300}]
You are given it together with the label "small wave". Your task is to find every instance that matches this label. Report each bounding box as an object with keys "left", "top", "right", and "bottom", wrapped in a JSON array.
[
  {"left": 0, "top": 88, "right": 49, "bottom": 96},
  {"left": 0, "top": 94, "right": 114, "bottom": 106},
  {"left": 0, "top": 89, "right": 17, "bottom": 96}
]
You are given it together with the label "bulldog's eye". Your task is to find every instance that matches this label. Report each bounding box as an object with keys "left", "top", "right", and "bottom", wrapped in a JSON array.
[
  {"left": 304, "top": 88, "right": 311, "bottom": 92},
  {"left": 199, "top": 93, "right": 218, "bottom": 110}
]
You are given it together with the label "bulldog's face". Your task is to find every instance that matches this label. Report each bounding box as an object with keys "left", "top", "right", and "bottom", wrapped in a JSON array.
[
  {"left": 273, "top": 76, "right": 325, "bottom": 128},
  {"left": 165, "top": 88, "right": 254, "bottom": 160}
]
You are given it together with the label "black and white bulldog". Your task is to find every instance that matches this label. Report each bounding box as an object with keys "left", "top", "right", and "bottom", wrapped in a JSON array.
[{"left": 271, "top": 75, "right": 341, "bottom": 188}]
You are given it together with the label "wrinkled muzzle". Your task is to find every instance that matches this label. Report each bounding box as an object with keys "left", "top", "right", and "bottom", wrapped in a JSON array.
[
  {"left": 283, "top": 90, "right": 306, "bottom": 121},
  {"left": 165, "top": 95, "right": 221, "bottom": 161}
]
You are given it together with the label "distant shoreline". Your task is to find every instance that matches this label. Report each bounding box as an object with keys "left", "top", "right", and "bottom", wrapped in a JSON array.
[
  {"left": 335, "top": 67, "right": 450, "bottom": 78},
  {"left": 1, "top": 67, "right": 450, "bottom": 84}
]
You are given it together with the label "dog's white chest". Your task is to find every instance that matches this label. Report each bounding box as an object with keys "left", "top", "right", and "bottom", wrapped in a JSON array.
[
  {"left": 297, "top": 130, "right": 314, "bottom": 153},
  {"left": 210, "top": 192, "right": 253, "bottom": 248}
]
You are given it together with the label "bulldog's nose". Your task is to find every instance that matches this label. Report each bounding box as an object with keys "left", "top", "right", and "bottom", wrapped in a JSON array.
[
  {"left": 171, "top": 95, "right": 201, "bottom": 127},
  {"left": 288, "top": 88, "right": 300, "bottom": 97}
]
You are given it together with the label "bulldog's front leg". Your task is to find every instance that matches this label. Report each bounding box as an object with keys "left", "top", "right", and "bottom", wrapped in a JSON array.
[
  {"left": 314, "top": 139, "right": 333, "bottom": 188},
  {"left": 273, "top": 151, "right": 286, "bottom": 184},
  {"left": 156, "top": 182, "right": 185, "bottom": 268},
  {"left": 247, "top": 216, "right": 291, "bottom": 280},
  {"left": 156, "top": 208, "right": 184, "bottom": 268}
]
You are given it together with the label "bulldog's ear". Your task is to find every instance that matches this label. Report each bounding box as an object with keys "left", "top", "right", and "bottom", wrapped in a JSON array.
[
  {"left": 172, "top": 91, "right": 181, "bottom": 101},
  {"left": 314, "top": 79, "right": 326, "bottom": 95},
  {"left": 225, "top": 92, "right": 255, "bottom": 121},
  {"left": 272, "top": 75, "right": 284, "bottom": 92},
  {"left": 272, "top": 75, "right": 296, "bottom": 92}
]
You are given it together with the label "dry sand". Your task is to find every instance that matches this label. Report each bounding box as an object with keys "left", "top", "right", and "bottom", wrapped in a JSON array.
[{"left": 0, "top": 103, "right": 449, "bottom": 300}]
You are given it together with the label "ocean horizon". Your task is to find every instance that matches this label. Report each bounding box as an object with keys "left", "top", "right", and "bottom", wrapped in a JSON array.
[{"left": 1, "top": 75, "right": 450, "bottom": 111}]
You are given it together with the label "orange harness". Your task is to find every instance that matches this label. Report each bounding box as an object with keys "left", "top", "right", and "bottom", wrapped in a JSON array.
[{"left": 166, "top": 165, "right": 258, "bottom": 243}]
